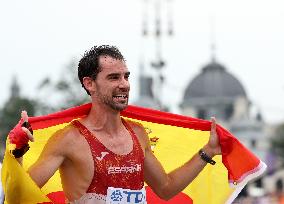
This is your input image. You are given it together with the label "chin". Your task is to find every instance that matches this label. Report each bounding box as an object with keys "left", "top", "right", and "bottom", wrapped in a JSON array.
[{"left": 111, "top": 103, "right": 128, "bottom": 111}]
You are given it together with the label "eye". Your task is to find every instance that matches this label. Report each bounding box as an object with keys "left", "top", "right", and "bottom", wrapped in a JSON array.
[
  {"left": 125, "top": 75, "right": 130, "bottom": 80},
  {"left": 108, "top": 74, "right": 120, "bottom": 80},
  {"left": 125, "top": 72, "right": 130, "bottom": 80},
  {"left": 110, "top": 75, "right": 119, "bottom": 80}
]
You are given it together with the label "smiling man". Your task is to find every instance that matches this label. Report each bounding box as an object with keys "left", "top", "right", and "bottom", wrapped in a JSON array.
[{"left": 9, "top": 45, "right": 221, "bottom": 203}]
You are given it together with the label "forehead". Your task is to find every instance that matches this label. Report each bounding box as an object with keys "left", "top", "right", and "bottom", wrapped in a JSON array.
[{"left": 98, "top": 55, "right": 128, "bottom": 73}]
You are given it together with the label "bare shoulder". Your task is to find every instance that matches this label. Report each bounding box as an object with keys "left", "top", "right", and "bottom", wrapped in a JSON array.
[
  {"left": 125, "top": 119, "right": 147, "bottom": 136},
  {"left": 43, "top": 123, "right": 82, "bottom": 155},
  {"left": 124, "top": 119, "right": 150, "bottom": 148},
  {"left": 28, "top": 123, "right": 84, "bottom": 187},
  {"left": 48, "top": 124, "right": 77, "bottom": 143}
]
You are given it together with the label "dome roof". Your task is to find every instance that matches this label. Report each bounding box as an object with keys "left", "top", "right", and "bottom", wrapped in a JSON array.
[{"left": 183, "top": 61, "right": 247, "bottom": 102}]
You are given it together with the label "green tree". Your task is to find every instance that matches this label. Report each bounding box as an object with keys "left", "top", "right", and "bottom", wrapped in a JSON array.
[
  {"left": 0, "top": 77, "right": 36, "bottom": 159},
  {"left": 0, "top": 97, "right": 36, "bottom": 139}
]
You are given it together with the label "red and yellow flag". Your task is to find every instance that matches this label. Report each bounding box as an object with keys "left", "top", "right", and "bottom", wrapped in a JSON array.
[{"left": 1, "top": 103, "right": 266, "bottom": 204}]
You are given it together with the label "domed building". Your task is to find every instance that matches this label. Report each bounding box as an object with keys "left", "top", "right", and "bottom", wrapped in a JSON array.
[
  {"left": 180, "top": 59, "right": 250, "bottom": 126},
  {"left": 179, "top": 58, "right": 281, "bottom": 197},
  {"left": 180, "top": 58, "right": 267, "bottom": 150}
]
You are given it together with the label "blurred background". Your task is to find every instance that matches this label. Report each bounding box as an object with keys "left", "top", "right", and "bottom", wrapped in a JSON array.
[{"left": 1, "top": 0, "right": 284, "bottom": 203}]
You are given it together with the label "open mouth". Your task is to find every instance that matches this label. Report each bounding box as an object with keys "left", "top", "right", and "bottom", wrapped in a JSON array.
[{"left": 113, "top": 94, "right": 128, "bottom": 101}]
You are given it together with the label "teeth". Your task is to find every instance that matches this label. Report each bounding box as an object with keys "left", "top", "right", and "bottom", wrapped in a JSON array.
[{"left": 114, "top": 95, "right": 127, "bottom": 98}]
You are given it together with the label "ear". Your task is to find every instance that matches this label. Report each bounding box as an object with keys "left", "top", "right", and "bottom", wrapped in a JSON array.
[{"left": 82, "top": 77, "right": 96, "bottom": 94}]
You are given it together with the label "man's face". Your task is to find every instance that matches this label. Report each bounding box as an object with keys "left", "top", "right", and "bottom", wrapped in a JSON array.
[{"left": 93, "top": 56, "right": 130, "bottom": 111}]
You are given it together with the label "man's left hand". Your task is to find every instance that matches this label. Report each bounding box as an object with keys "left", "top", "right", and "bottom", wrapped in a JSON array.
[{"left": 203, "top": 117, "right": 221, "bottom": 157}]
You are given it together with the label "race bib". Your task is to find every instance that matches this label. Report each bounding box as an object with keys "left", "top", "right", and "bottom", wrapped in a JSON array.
[{"left": 106, "top": 187, "right": 147, "bottom": 204}]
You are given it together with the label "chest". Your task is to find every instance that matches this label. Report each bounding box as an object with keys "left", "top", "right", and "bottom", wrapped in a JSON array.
[
  {"left": 95, "top": 131, "right": 134, "bottom": 155},
  {"left": 66, "top": 131, "right": 136, "bottom": 171},
  {"left": 61, "top": 125, "right": 145, "bottom": 196}
]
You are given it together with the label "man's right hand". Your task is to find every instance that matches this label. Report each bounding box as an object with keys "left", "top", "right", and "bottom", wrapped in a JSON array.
[{"left": 9, "top": 111, "right": 34, "bottom": 149}]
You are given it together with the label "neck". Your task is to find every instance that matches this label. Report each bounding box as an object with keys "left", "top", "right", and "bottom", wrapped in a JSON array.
[{"left": 84, "top": 101, "right": 124, "bottom": 134}]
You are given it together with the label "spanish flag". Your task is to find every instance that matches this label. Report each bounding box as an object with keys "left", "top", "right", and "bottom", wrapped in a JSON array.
[{"left": 1, "top": 103, "right": 266, "bottom": 204}]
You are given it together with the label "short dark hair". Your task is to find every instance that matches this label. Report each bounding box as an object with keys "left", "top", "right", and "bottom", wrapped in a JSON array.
[{"left": 78, "top": 45, "right": 125, "bottom": 95}]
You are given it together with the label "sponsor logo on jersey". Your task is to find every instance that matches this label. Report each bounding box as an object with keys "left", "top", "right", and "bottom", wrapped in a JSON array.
[
  {"left": 96, "top": 151, "right": 109, "bottom": 161},
  {"left": 106, "top": 187, "right": 147, "bottom": 204},
  {"left": 108, "top": 164, "right": 142, "bottom": 174}
]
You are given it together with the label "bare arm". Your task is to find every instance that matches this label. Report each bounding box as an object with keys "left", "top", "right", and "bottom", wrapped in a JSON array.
[
  {"left": 27, "top": 130, "right": 67, "bottom": 188},
  {"left": 9, "top": 111, "right": 65, "bottom": 188},
  {"left": 143, "top": 117, "right": 221, "bottom": 200}
]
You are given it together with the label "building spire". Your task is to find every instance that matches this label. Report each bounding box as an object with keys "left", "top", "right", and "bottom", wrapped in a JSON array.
[
  {"left": 210, "top": 15, "right": 217, "bottom": 63},
  {"left": 142, "top": 0, "right": 148, "bottom": 37},
  {"left": 10, "top": 75, "right": 20, "bottom": 99}
]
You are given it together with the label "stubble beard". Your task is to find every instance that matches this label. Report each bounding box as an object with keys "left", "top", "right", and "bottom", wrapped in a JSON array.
[{"left": 97, "top": 91, "right": 129, "bottom": 111}]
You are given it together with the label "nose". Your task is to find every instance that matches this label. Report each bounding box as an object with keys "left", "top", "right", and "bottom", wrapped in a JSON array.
[{"left": 118, "top": 78, "right": 130, "bottom": 90}]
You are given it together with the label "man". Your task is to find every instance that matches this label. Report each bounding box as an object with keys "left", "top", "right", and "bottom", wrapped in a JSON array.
[{"left": 9, "top": 45, "right": 221, "bottom": 203}]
